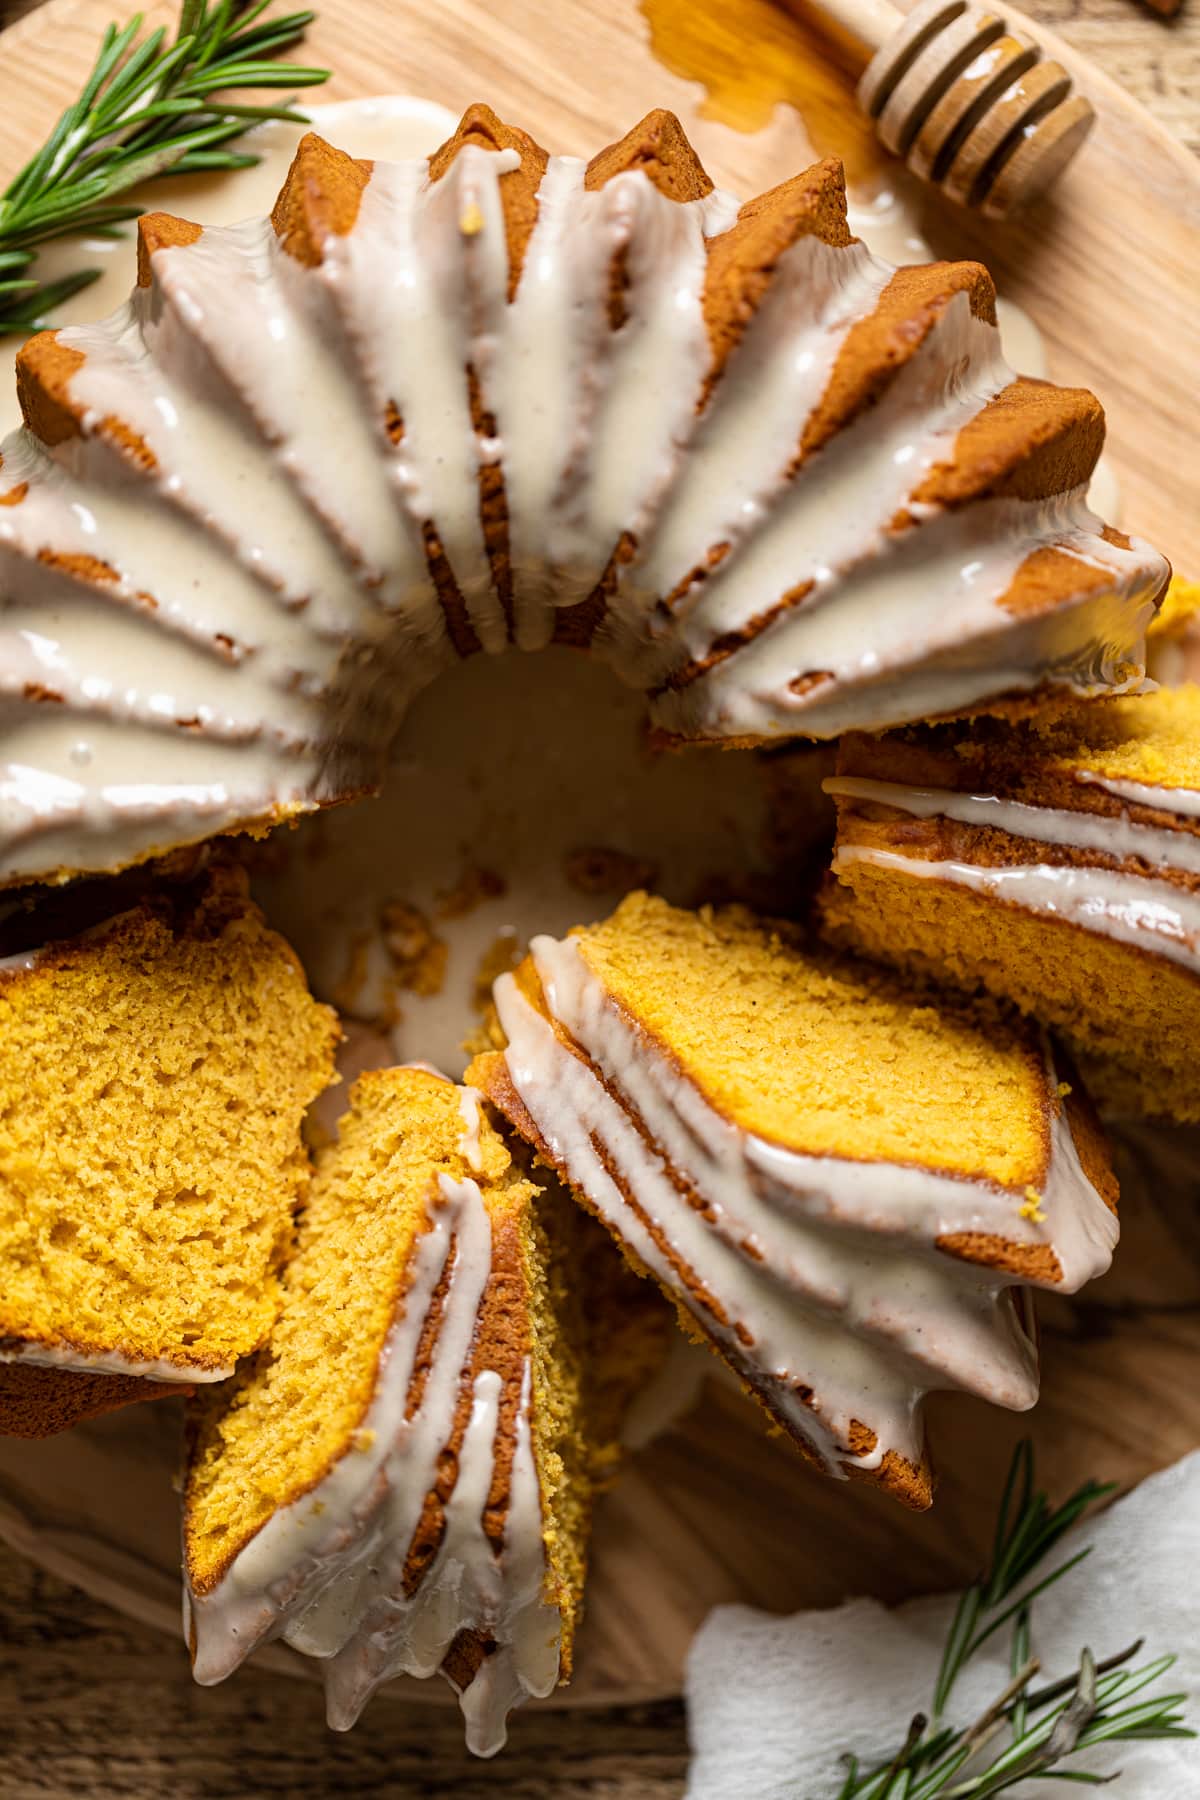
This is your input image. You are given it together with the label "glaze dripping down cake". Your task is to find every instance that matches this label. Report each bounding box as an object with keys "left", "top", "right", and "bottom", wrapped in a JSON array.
[
  {"left": 184, "top": 1066, "right": 590, "bottom": 1757},
  {"left": 0, "top": 105, "right": 1167, "bottom": 889},
  {"left": 0, "top": 864, "right": 337, "bottom": 1434},
  {"left": 823, "top": 685, "right": 1200, "bottom": 1121},
  {"left": 468, "top": 892, "right": 1119, "bottom": 1509}
]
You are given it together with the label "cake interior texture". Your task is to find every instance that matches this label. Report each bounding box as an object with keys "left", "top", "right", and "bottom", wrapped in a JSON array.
[
  {"left": 560, "top": 891, "right": 1050, "bottom": 1185},
  {"left": 822, "top": 686, "right": 1200, "bottom": 1121},
  {"left": 184, "top": 1065, "right": 590, "bottom": 1741},
  {"left": 0, "top": 86, "right": 1185, "bottom": 1751},
  {"left": 0, "top": 865, "right": 337, "bottom": 1381},
  {"left": 470, "top": 891, "right": 1119, "bottom": 1513}
]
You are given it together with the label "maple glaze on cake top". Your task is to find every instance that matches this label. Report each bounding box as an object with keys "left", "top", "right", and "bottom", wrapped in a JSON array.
[{"left": 0, "top": 104, "right": 1167, "bottom": 891}]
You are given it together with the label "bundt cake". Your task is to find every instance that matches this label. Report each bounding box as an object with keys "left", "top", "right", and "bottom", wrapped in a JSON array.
[
  {"left": 183, "top": 1065, "right": 590, "bottom": 1757},
  {"left": 467, "top": 892, "right": 1119, "bottom": 1510},
  {"left": 822, "top": 686, "right": 1200, "bottom": 1122},
  {"left": 0, "top": 864, "right": 337, "bottom": 1433},
  {"left": 0, "top": 105, "right": 1168, "bottom": 890}
]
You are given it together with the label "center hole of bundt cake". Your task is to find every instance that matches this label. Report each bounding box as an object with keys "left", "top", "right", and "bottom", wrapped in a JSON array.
[{"left": 252, "top": 647, "right": 831, "bottom": 1079}]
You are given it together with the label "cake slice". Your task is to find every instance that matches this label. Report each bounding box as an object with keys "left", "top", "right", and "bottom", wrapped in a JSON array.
[
  {"left": 0, "top": 864, "right": 337, "bottom": 1433},
  {"left": 183, "top": 1066, "right": 590, "bottom": 1757},
  {"left": 1146, "top": 574, "right": 1200, "bottom": 684},
  {"left": 467, "top": 892, "right": 1119, "bottom": 1510},
  {"left": 823, "top": 686, "right": 1200, "bottom": 1121}
]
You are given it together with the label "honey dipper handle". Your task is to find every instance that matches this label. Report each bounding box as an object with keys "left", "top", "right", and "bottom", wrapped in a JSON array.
[
  {"left": 799, "top": 0, "right": 1096, "bottom": 217},
  {"left": 817, "top": 0, "right": 905, "bottom": 54}
]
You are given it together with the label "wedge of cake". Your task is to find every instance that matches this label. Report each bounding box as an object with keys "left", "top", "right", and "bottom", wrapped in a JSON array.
[
  {"left": 467, "top": 892, "right": 1118, "bottom": 1510},
  {"left": 823, "top": 687, "right": 1200, "bottom": 1121},
  {"left": 1146, "top": 574, "right": 1200, "bottom": 684},
  {"left": 0, "top": 864, "right": 337, "bottom": 1433},
  {"left": 183, "top": 1066, "right": 590, "bottom": 1757}
]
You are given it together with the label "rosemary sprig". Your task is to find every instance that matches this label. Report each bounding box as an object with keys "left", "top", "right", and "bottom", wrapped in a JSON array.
[
  {"left": 0, "top": 0, "right": 329, "bottom": 334},
  {"left": 829, "top": 1442, "right": 1193, "bottom": 1798}
]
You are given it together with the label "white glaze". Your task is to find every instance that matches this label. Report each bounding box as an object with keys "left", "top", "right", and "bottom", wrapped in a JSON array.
[
  {"left": 646, "top": 490, "right": 1158, "bottom": 742},
  {"left": 843, "top": 179, "right": 1122, "bottom": 522},
  {"left": 0, "top": 98, "right": 462, "bottom": 435},
  {"left": 837, "top": 844, "right": 1200, "bottom": 977},
  {"left": 612, "top": 287, "right": 1012, "bottom": 680},
  {"left": 253, "top": 643, "right": 777, "bottom": 1079},
  {"left": 825, "top": 775, "right": 1200, "bottom": 873},
  {"left": 0, "top": 1338, "right": 229, "bottom": 1382},
  {"left": 186, "top": 1169, "right": 558, "bottom": 1754},
  {"left": 1079, "top": 773, "right": 1200, "bottom": 818},
  {"left": 457, "top": 1085, "right": 486, "bottom": 1173},
  {"left": 0, "top": 121, "right": 1168, "bottom": 885},
  {"left": 606, "top": 233, "right": 892, "bottom": 657},
  {"left": 493, "top": 932, "right": 1116, "bottom": 1477}
]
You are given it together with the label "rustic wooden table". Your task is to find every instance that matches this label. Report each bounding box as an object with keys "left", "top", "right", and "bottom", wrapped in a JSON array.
[{"left": 0, "top": 0, "right": 1197, "bottom": 1794}]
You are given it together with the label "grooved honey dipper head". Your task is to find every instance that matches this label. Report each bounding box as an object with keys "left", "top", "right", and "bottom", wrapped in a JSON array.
[{"left": 858, "top": 0, "right": 1096, "bottom": 216}]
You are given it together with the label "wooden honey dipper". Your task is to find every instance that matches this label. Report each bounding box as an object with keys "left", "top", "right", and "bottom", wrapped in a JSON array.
[{"left": 806, "top": 0, "right": 1096, "bottom": 216}]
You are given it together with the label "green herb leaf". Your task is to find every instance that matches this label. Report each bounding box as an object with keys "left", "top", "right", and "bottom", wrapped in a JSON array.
[
  {"left": 826, "top": 1444, "right": 1191, "bottom": 1799},
  {"left": 0, "top": 0, "right": 329, "bottom": 338}
]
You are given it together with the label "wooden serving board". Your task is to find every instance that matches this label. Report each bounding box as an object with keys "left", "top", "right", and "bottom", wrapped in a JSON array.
[{"left": 0, "top": 0, "right": 1198, "bottom": 1719}]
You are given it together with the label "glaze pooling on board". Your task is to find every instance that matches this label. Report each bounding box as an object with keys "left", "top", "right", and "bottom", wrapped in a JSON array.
[
  {"left": 0, "top": 124, "right": 1167, "bottom": 885},
  {"left": 828, "top": 775, "right": 1200, "bottom": 974},
  {"left": 186, "top": 1169, "right": 559, "bottom": 1758},
  {"left": 493, "top": 933, "right": 1117, "bottom": 1478}
]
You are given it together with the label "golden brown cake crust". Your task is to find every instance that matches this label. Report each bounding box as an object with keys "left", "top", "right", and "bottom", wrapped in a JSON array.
[
  {"left": 15, "top": 333, "right": 86, "bottom": 446},
  {"left": 585, "top": 108, "right": 713, "bottom": 202},
  {"left": 830, "top": 799, "right": 1200, "bottom": 901},
  {"left": 465, "top": 964, "right": 948, "bottom": 1514},
  {"left": 428, "top": 103, "right": 549, "bottom": 300},
  {"left": 398, "top": 1204, "right": 532, "bottom": 1598},
  {"left": 701, "top": 158, "right": 851, "bottom": 397},
  {"left": 270, "top": 131, "right": 372, "bottom": 265},
  {"left": 17, "top": 330, "right": 155, "bottom": 467},
  {"left": 137, "top": 212, "right": 203, "bottom": 286},
  {"left": 800, "top": 261, "right": 996, "bottom": 468},
  {"left": 472, "top": 1044, "right": 935, "bottom": 1510},
  {"left": 913, "top": 378, "right": 1105, "bottom": 510},
  {"left": 0, "top": 1361, "right": 185, "bottom": 1438},
  {"left": 836, "top": 721, "right": 1200, "bottom": 834}
]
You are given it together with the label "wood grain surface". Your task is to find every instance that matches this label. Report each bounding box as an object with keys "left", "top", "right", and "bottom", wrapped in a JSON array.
[{"left": 0, "top": 0, "right": 1197, "bottom": 1794}]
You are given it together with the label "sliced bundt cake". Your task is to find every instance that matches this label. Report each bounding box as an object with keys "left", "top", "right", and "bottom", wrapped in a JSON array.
[
  {"left": 0, "top": 864, "right": 337, "bottom": 1433},
  {"left": 468, "top": 892, "right": 1119, "bottom": 1510},
  {"left": 823, "top": 686, "right": 1200, "bottom": 1121},
  {"left": 0, "top": 106, "right": 1166, "bottom": 889},
  {"left": 183, "top": 1066, "right": 590, "bottom": 1757}
]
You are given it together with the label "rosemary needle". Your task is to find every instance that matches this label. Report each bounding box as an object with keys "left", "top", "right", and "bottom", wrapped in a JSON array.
[
  {"left": 0, "top": 0, "right": 329, "bottom": 335},
  {"left": 826, "top": 1443, "right": 1193, "bottom": 1798}
]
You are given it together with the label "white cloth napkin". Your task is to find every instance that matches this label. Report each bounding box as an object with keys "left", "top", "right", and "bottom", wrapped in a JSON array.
[{"left": 685, "top": 1452, "right": 1200, "bottom": 1799}]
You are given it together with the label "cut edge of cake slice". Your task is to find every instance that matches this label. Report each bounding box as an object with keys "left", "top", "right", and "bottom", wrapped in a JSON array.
[
  {"left": 467, "top": 891, "right": 1119, "bottom": 1512},
  {"left": 822, "top": 686, "right": 1200, "bottom": 1122},
  {"left": 182, "top": 1064, "right": 590, "bottom": 1758},
  {"left": 0, "top": 861, "right": 338, "bottom": 1430}
]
